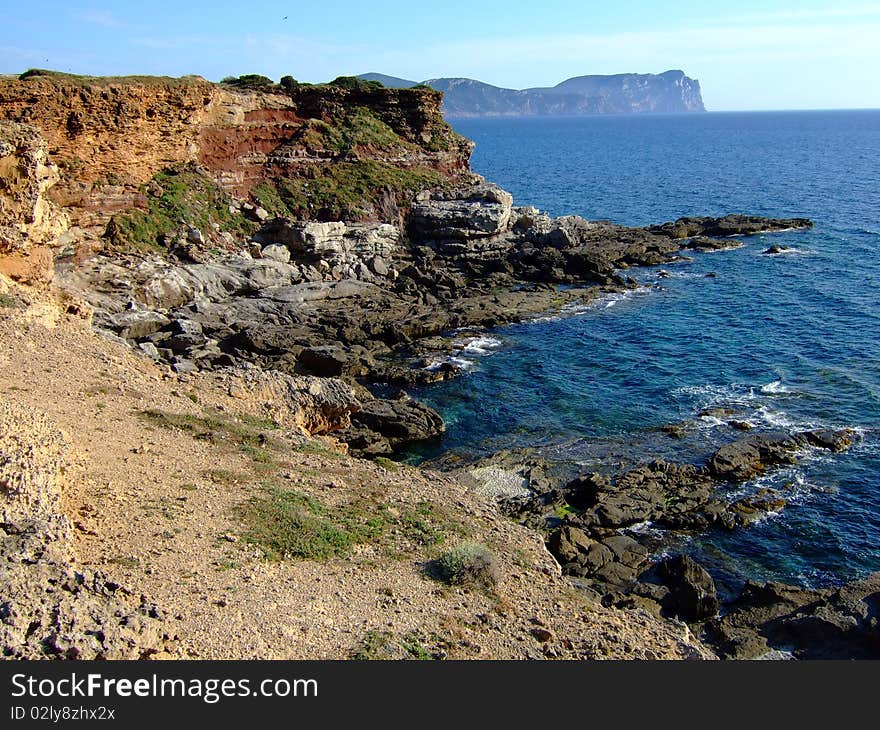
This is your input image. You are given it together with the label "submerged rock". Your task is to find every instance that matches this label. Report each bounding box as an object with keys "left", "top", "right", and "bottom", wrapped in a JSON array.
[{"left": 708, "top": 429, "right": 856, "bottom": 480}]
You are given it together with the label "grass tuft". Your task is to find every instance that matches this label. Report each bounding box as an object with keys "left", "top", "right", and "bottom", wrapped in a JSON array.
[{"left": 426, "top": 542, "right": 500, "bottom": 589}]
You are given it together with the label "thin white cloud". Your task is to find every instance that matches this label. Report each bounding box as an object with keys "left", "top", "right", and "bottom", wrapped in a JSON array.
[
  {"left": 130, "top": 35, "right": 212, "bottom": 50},
  {"left": 362, "top": 20, "right": 880, "bottom": 88},
  {"left": 78, "top": 10, "right": 124, "bottom": 28},
  {"left": 698, "top": 2, "right": 880, "bottom": 26},
  {"left": 241, "top": 33, "right": 371, "bottom": 61}
]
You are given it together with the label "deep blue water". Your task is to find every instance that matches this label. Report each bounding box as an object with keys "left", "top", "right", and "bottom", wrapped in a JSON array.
[{"left": 409, "top": 111, "right": 880, "bottom": 596}]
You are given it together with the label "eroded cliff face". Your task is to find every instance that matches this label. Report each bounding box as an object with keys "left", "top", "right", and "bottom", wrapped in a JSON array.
[
  {"left": 0, "top": 73, "right": 473, "bottom": 229},
  {"left": 0, "top": 121, "right": 69, "bottom": 282}
]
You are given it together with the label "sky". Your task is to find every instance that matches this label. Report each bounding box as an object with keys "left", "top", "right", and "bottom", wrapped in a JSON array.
[{"left": 2, "top": 1, "right": 880, "bottom": 110}]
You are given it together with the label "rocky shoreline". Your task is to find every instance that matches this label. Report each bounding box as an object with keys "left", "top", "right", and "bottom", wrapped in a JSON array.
[
  {"left": 450, "top": 427, "right": 877, "bottom": 659},
  {"left": 55, "top": 178, "right": 813, "bottom": 459},
  {"left": 53, "top": 175, "right": 870, "bottom": 659}
]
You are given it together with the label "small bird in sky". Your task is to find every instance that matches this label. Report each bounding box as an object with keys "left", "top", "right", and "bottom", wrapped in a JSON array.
[{"left": 282, "top": 16, "right": 288, "bottom": 20}]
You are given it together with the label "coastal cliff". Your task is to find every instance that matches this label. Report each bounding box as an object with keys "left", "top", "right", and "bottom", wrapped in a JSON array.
[
  {"left": 0, "top": 72, "right": 472, "bottom": 230},
  {"left": 358, "top": 70, "right": 706, "bottom": 116}
]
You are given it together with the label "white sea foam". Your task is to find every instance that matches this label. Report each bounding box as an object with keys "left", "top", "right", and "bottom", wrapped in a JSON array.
[
  {"left": 460, "top": 336, "right": 503, "bottom": 355},
  {"left": 757, "top": 245, "right": 815, "bottom": 257},
  {"left": 751, "top": 405, "right": 801, "bottom": 429},
  {"left": 624, "top": 521, "right": 666, "bottom": 540},
  {"left": 760, "top": 379, "right": 791, "bottom": 394},
  {"left": 424, "top": 356, "right": 475, "bottom": 371},
  {"left": 528, "top": 284, "right": 654, "bottom": 322}
]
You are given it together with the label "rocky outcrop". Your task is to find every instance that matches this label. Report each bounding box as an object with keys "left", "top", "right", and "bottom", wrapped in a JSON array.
[
  {"left": 708, "top": 429, "right": 856, "bottom": 480},
  {"left": 705, "top": 575, "right": 880, "bottom": 659},
  {"left": 649, "top": 214, "right": 813, "bottom": 240},
  {"left": 654, "top": 556, "right": 719, "bottom": 622},
  {"left": 59, "top": 200, "right": 792, "bottom": 385},
  {"left": 0, "top": 121, "right": 69, "bottom": 284},
  {"left": 467, "top": 423, "right": 856, "bottom": 635},
  {"left": 254, "top": 219, "right": 401, "bottom": 280},
  {"left": 409, "top": 183, "right": 513, "bottom": 240},
  {"left": 0, "top": 398, "right": 168, "bottom": 659},
  {"left": 209, "top": 365, "right": 360, "bottom": 435},
  {"left": 339, "top": 394, "right": 445, "bottom": 457}
]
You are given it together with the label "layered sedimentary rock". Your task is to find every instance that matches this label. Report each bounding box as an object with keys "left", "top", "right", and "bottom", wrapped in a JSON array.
[{"left": 0, "top": 73, "right": 472, "bottom": 228}]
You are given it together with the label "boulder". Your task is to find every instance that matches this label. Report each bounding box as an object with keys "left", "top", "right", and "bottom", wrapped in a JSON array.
[
  {"left": 369, "top": 256, "right": 389, "bottom": 277},
  {"left": 562, "top": 472, "right": 608, "bottom": 510},
  {"left": 261, "top": 244, "right": 291, "bottom": 263},
  {"left": 547, "top": 525, "right": 596, "bottom": 565},
  {"left": 657, "top": 555, "right": 719, "bottom": 622},
  {"left": 110, "top": 309, "right": 170, "bottom": 340},
  {"left": 708, "top": 429, "right": 856, "bottom": 480},
  {"left": 708, "top": 433, "right": 800, "bottom": 480},
  {"left": 166, "top": 318, "right": 205, "bottom": 352},
  {"left": 802, "top": 428, "right": 855, "bottom": 453},
  {"left": 298, "top": 346, "right": 350, "bottom": 377},
  {"left": 339, "top": 396, "right": 445, "bottom": 455},
  {"left": 409, "top": 183, "right": 513, "bottom": 241}
]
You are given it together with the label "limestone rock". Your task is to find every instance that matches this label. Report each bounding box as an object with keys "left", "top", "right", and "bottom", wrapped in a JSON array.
[
  {"left": 409, "top": 183, "right": 514, "bottom": 241},
  {"left": 210, "top": 366, "right": 360, "bottom": 435},
  {"left": 261, "top": 243, "right": 291, "bottom": 263},
  {"left": 0, "top": 121, "right": 69, "bottom": 256},
  {"left": 0, "top": 399, "right": 166, "bottom": 659}
]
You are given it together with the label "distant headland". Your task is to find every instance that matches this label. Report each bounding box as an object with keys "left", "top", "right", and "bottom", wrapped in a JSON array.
[{"left": 357, "top": 70, "right": 705, "bottom": 117}]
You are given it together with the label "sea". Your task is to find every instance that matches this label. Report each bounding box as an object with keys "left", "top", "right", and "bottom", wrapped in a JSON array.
[{"left": 405, "top": 110, "right": 880, "bottom": 599}]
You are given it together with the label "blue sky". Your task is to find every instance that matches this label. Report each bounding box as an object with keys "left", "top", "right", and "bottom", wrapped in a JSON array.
[{"left": 2, "top": 1, "right": 879, "bottom": 110}]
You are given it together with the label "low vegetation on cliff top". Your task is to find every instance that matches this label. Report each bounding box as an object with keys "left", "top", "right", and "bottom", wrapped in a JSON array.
[
  {"left": 139, "top": 405, "right": 470, "bottom": 563},
  {"left": 18, "top": 68, "right": 206, "bottom": 87}
]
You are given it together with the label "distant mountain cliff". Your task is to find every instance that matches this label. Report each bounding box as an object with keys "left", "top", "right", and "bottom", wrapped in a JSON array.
[{"left": 357, "top": 70, "right": 705, "bottom": 116}]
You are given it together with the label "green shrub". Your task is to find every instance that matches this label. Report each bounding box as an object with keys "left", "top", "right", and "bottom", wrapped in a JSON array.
[
  {"left": 0, "top": 293, "right": 21, "bottom": 309},
  {"left": 374, "top": 456, "right": 400, "bottom": 471},
  {"left": 329, "top": 76, "right": 383, "bottom": 90},
  {"left": 221, "top": 74, "right": 275, "bottom": 90},
  {"left": 426, "top": 542, "right": 499, "bottom": 589},
  {"left": 253, "top": 161, "right": 447, "bottom": 220},
  {"left": 350, "top": 629, "right": 444, "bottom": 660},
  {"left": 19, "top": 68, "right": 52, "bottom": 80},
  {"left": 280, "top": 75, "right": 299, "bottom": 91}
]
